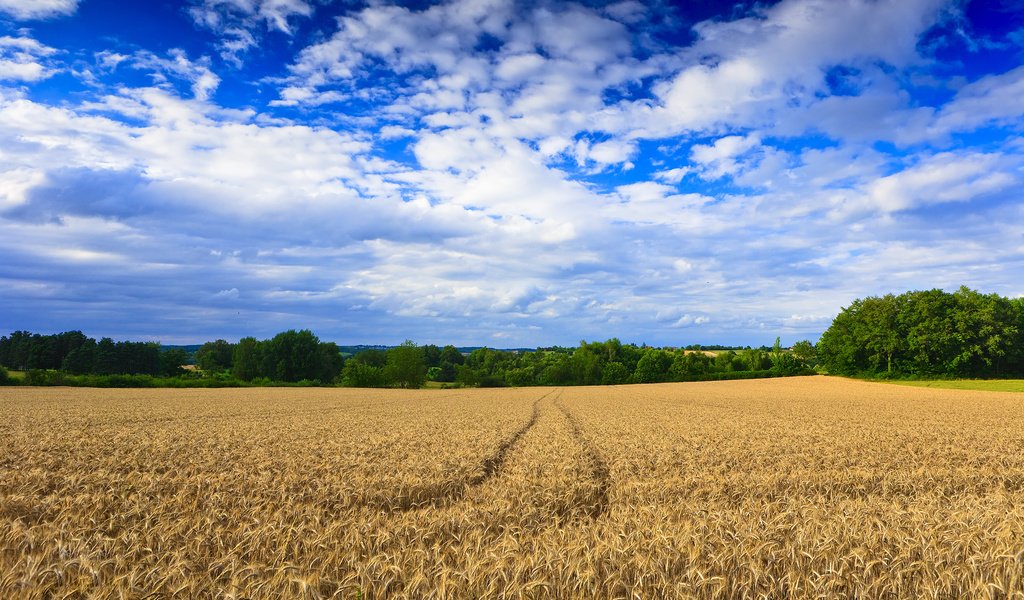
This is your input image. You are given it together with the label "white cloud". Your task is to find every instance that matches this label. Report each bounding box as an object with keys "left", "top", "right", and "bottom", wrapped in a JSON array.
[
  {"left": 3, "top": 0, "right": 1024, "bottom": 346},
  {"left": 864, "top": 152, "right": 1017, "bottom": 213},
  {"left": 0, "top": 35, "right": 57, "bottom": 82},
  {"left": 189, "top": 0, "right": 314, "bottom": 62},
  {"left": 644, "top": 0, "right": 946, "bottom": 136},
  {"left": 0, "top": 167, "right": 45, "bottom": 209},
  {"left": 690, "top": 134, "right": 761, "bottom": 179},
  {"left": 97, "top": 49, "right": 220, "bottom": 101},
  {"left": 0, "top": 0, "right": 77, "bottom": 20},
  {"left": 932, "top": 65, "right": 1024, "bottom": 135},
  {"left": 586, "top": 138, "right": 637, "bottom": 167}
]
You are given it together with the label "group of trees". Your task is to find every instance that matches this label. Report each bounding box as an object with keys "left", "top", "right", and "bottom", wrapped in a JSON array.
[
  {"left": 6, "top": 285, "right": 1021, "bottom": 387},
  {"left": 206, "top": 330, "right": 344, "bottom": 384},
  {"left": 817, "top": 287, "right": 1024, "bottom": 377},
  {"left": 342, "top": 338, "right": 813, "bottom": 388},
  {"left": 0, "top": 329, "right": 815, "bottom": 388},
  {"left": 0, "top": 329, "right": 344, "bottom": 385},
  {"left": 0, "top": 330, "right": 187, "bottom": 377}
]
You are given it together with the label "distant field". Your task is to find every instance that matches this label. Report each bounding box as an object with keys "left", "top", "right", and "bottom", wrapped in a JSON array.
[
  {"left": 3, "top": 377, "right": 1024, "bottom": 598},
  {"left": 886, "top": 378, "right": 1024, "bottom": 392}
]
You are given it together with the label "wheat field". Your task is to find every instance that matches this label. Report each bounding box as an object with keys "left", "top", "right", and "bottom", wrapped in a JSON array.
[{"left": 2, "top": 376, "right": 1024, "bottom": 598}]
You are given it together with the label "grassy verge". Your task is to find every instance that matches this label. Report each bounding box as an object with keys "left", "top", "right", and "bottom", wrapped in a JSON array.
[{"left": 885, "top": 379, "right": 1024, "bottom": 393}]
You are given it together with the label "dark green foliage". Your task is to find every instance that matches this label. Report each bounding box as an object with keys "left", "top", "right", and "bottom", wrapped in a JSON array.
[
  {"left": 341, "top": 352, "right": 387, "bottom": 387},
  {"left": 159, "top": 348, "right": 190, "bottom": 377},
  {"left": 818, "top": 287, "right": 1023, "bottom": 377},
  {"left": 0, "top": 328, "right": 344, "bottom": 386},
  {"left": 229, "top": 331, "right": 343, "bottom": 383},
  {"left": 432, "top": 345, "right": 464, "bottom": 383},
  {"left": 196, "top": 339, "right": 233, "bottom": 372},
  {"left": 231, "top": 337, "right": 262, "bottom": 381},
  {"left": 0, "top": 365, "right": 13, "bottom": 385},
  {"left": 422, "top": 344, "right": 442, "bottom": 368},
  {"left": 61, "top": 340, "right": 96, "bottom": 374}
]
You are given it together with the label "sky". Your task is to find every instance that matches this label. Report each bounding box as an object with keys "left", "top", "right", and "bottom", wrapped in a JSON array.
[{"left": 0, "top": 0, "right": 1023, "bottom": 347}]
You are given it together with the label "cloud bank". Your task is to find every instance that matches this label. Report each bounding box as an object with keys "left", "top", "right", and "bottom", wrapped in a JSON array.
[{"left": 1, "top": 0, "right": 1023, "bottom": 345}]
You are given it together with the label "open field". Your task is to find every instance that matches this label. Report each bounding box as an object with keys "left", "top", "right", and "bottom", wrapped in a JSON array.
[
  {"left": 885, "top": 378, "right": 1024, "bottom": 393},
  {"left": 3, "top": 376, "right": 1024, "bottom": 598}
]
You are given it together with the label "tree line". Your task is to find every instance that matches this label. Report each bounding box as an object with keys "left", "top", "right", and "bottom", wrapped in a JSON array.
[
  {"left": 817, "top": 286, "right": 1024, "bottom": 378},
  {"left": 5, "top": 286, "right": 1018, "bottom": 387},
  {"left": 0, "top": 329, "right": 816, "bottom": 388},
  {"left": 336, "top": 338, "right": 814, "bottom": 389},
  {"left": 0, "top": 330, "right": 187, "bottom": 378},
  {"left": 0, "top": 329, "right": 343, "bottom": 386}
]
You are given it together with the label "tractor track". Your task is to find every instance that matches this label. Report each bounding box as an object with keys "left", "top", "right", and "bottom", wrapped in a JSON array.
[
  {"left": 370, "top": 389, "right": 553, "bottom": 511},
  {"left": 554, "top": 396, "right": 611, "bottom": 520}
]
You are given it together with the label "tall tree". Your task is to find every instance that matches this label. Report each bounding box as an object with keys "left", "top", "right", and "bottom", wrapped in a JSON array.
[
  {"left": 232, "top": 337, "right": 262, "bottom": 381},
  {"left": 385, "top": 341, "right": 427, "bottom": 389}
]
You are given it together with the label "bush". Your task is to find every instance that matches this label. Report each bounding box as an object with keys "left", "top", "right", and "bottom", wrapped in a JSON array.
[
  {"left": 0, "top": 365, "right": 13, "bottom": 385},
  {"left": 478, "top": 375, "right": 507, "bottom": 388},
  {"left": 23, "top": 369, "right": 43, "bottom": 385}
]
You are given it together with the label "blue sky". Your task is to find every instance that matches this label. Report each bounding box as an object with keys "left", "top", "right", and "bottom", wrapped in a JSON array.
[{"left": 1, "top": 0, "right": 1023, "bottom": 347}]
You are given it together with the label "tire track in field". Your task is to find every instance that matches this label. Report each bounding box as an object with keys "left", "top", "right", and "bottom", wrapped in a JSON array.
[
  {"left": 374, "top": 390, "right": 552, "bottom": 511},
  {"left": 554, "top": 396, "right": 610, "bottom": 520},
  {"left": 467, "top": 392, "right": 544, "bottom": 485}
]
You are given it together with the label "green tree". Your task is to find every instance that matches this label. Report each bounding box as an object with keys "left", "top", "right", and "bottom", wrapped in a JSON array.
[
  {"left": 317, "top": 342, "right": 344, "bottom": 383},
  {"left": 385, "top": 341, "right": 427, "bottom": 388},
  {"left": 539, "top": 353, "right": 573, "bottom": 385},
  {"left": 571, "top": 343, "right": 603, "bottom": 386},
  {"left": 600, "top": 361, "right": 630, "bottom": 385},
  {"left": 232, "top": 337, "right": 262, "bottom": 381},
  {"left": 669, "top": 351, "right": 713, "bottom": 381},
  {"left": 61, "top": 340, "right": 96, "bottom": 374},
  {"left": 93, "top": 338, "right": 119, "bottom": 375},
  {"left": 819, "top": 287, "right": 1023, "bottom": 377},
  {"left": 196, "top": 339, "right": 234, "bottom": 372},
  {"left": 263, "top": 330, "right": 335, "bottom": 382},
  {"left": 342, "top": 361, "right": 386, "bottom": 387},
  {"left": 159, "top": 348, "right": 190, "bottom": 377},
  {"left": 422, "top": 344, "right": 442, "bottom": 368},
  {"left": 634, "top": 349, "right": 671, "bottom": 383},
  {"left": 791, "top": 340, "right": 817, "bottom": 367}
]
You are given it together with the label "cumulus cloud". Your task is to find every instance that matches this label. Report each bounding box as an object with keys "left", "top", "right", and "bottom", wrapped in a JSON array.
[
  {"left": 642, "top": 0, "right": 947, "bottom": 137},
  {"left": 0, "top": 0, "right": 77, "bottom": 20},
  {"left": 0, "top": 35, "right": 57, "bottom": 81},
  {"left": 2, "top": 0, "right": 1023, "bottom": 345}
]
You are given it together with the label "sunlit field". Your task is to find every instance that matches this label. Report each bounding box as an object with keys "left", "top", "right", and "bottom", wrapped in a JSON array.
[
  {"left": 886, "top": 378, "right": 1024, "bottom": 393},
  {"left": 3, "top": 377, "right": 1024, "bottom": 598}
]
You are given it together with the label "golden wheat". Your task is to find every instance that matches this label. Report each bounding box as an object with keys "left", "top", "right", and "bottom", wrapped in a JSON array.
[{"left": 2, "top": 377, "right": 1024, "bottom": 598}]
